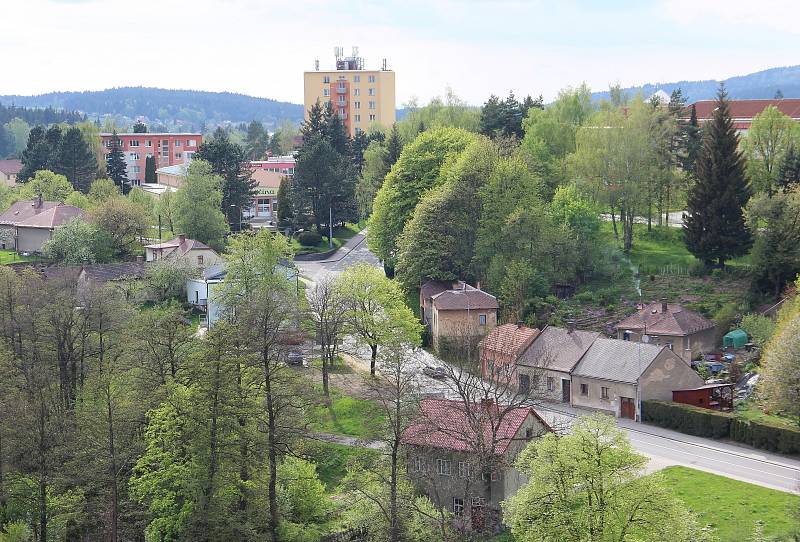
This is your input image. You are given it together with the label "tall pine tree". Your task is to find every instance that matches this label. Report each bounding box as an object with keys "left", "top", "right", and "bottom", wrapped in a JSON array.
[
  {"left": 144, "top": 155, "right": 157, "bottom": 183},
  {"left": 55, "top": 126, "right": 96, "bottom": 193},
  {"left": 106, "top": 130, "right": 129, "bottom": 193},
  {"left": 684, "top": 85, "right": 752, "bottom": 268},
  {"left": 386, "top": 123, "right": 403, "bottom": 167},
  {"left": 684, "top": 104, "right": 702, "bottom": 175}
]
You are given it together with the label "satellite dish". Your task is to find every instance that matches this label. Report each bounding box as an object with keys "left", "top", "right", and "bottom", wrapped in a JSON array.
[{"left": 642, "top": 334, "right": 651, "bottom": 343}]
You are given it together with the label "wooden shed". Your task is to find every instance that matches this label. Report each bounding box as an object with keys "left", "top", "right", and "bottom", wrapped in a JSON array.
[{"left": 672, "top": 383, "right": 734, "bottom": 411}]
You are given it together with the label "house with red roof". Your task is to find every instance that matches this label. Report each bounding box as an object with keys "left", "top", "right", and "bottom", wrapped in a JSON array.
[
  {"left": 402, "top": 398, "right": 550, "bottom": 531},
  {"left": 144, "top": 234, "right": 223, "bottom": 269},
  {"left": 615, "top": 301, "right": 715, "bottom": 362},
  {"left": 0, "top": 196, "right": 85, "bottom": 253},
  {"left": 479, "top": 323, "right": 539, "bottom": 385},
  {"left": 686, "top": 98, "right": 800, "bottom": 133}
]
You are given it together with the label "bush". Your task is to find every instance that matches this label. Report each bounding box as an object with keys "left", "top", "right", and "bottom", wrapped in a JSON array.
[
  {"left": 642, "top": 400, "right": 733, "bottom": 438},
  {"left": 730, "top": 418, "right": 800, "bottom": 455},
  {"left": 298, "top": 230, "right": 322, "bottom": 247}
]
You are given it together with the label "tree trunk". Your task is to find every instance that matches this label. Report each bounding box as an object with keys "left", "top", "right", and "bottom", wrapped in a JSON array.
[
  {"left": 322, "top": 348, "right": 330, "bottom": 398},
  {"left": 370, "top": 344, "right": 378, "bottom": 377},
  {"left": 38, "top": 401, "right": 47, "bottom": 542},
  {"left": 263, "top": 346, "right": 280, "bottom": 542},
  {"left": 237, "top": 362, "right": 249, "bottom": 514},
  {"left": 106, "top": 387, "right": 119, "bottom": 542},
  {"left": 609, "top": 202, "right": 619, "bottom": 240}
]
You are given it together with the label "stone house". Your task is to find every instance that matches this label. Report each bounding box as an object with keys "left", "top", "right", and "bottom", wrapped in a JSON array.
[
  {"left": 571, "top": 338, "right": 704, "bottom": 420},
  {"left": 419, "top": 280, "right": 499, "bottom": 354},
  {"left": 515, "top": 326, "right": 599, "bottom": 403},
  {"left": 144, "top": 234, "right": 223, "bottom": 269},
  {"left": 616, "top": 301, "right": 715, "bottom": 362},
  {"left": 402, "top": 398, "right": 550, "bottom": 532},
  {"left": 0, "top": 197, "right": 85, "bottom": 253}
]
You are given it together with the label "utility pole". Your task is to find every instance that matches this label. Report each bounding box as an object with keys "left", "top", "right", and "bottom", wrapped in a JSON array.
[
  {"left": 158, "top": 214, "right": 162, "bottom": 242},
  {"left": 329, "top": 206, "right": 333, "bottom": 248}
]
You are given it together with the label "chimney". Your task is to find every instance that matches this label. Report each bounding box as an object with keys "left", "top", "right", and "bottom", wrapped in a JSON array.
[
  {"left": 661, "top": 299, "right": 668, "bottom": 313},
  {"left": 517, "top": 320, "right": 524, "bottom": 329},
  {"left": 178, "top": 233, "right": 186, "bottom": 243},
  {"left": 480, "top": 398, "right": 495, "bottom": 412},
  {"left": 34, "top": 193, "right": 43, "bottom": 209}
]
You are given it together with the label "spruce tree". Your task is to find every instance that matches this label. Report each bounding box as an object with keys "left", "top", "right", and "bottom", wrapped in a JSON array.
[
  {"left": 684, "top": 85, "right": 752, "bottom": 268},
  {"left": 302, "top": 101, "right": 325, "bottom": 139},
  {"left": 144, "top": 155, "right": 157, "bottom": 183},
  {"left": 244, "top": 120, "right": 268, "bottom": 160},
  {"left": 684, "top": 104, "right": 702, "bottom": 175},
  {"left": 351, "top": 130, "right": 368, "bottom": 173},
  {"left": 55, "top": 126, "right": 96, "bottom": 193},
  {"left": 132, "top": 121, "right": 147, "bottom": 133},
  {"left": 276, "top": 176, "right": 293, "bottom": 229},
  {"left": 19, "top": 125, "right": 50, "bottom": 181},
  {"left": 106, "top": 130, "right": 129, "bottom": 193},
  {"left": 386, "top": 123, "right": 403, "bottom": 167}
]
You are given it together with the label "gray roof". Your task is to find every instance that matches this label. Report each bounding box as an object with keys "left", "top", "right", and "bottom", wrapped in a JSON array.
[
  {"left": 80, "top": 262, "right": 147, "bottom": 283},
  {"left": 155, "top": 164, "right": 188, "bottom": 176},
  {"left": 517, "top": 326, "right": 599, "bottom": 373},
  {"left": 203, "top": 263, "right": 227, "bottom": 280},
  {"left": 572, "top": 338, "right": 664, "bottom": 384}
]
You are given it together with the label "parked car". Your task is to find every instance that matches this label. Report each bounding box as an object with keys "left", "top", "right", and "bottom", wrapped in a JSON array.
[
  {"left": 422, "top": 365, "right": 447, "bottom": 379},
  {"left": 287, "top": 350, "right": 304, "bottom": 365},
  {"left": 702, "top": 361, "right": 726, "bottom": 374}
]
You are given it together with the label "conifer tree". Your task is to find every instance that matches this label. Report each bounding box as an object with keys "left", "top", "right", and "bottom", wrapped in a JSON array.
[
  {"left": 684, "top": 104, "right": 702, "bottom": 174},
  {"left": 144, "top": 155, "right": 157, "bottom": 183},
  {"left": 19, "top": 125, "right": 49, "bottom": 181},
  {"left": 106, "top": 130, "right": 129, "bottom": 193},
  {"left": 386, "top": 123, "right": 403, "bottom": 167},
  {"left": 244, "top": 120, "right": 268, "bottom": 160},
  {"left": 777, "top": 144, "right": 800, "bottom": 191},
  {"left": 302, "top": 100, "right": 325, "bottom": 139},
  {"left": 132, "top": 120, "right": 147, "bottom": 133},
  {"left": 684, "top": 85, "right": 752, "bottom": 268},
  {"left": 276, "top": 176, "right": 293, "bottom": 229},
  {"left": 55, "top": 126, "right": 97, "bottom": 193}
]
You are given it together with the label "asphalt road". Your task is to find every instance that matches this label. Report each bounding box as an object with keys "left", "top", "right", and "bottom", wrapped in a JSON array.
[{"left": 298, "top": 230, "right": 800, "bottom": 495}]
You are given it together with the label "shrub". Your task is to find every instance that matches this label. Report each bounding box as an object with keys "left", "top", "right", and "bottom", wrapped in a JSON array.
[
  {"left": 642, "top": 400, "right": 733, "bottom": 438},
  {"left": 298, "top": 230, "right": 322, "bottom": 247},
  {"left": 730, "top": 418, "right": 800, "bottom": 455},
  {"left": 688, "top": 260, "right": 708, "bottom": 277}
]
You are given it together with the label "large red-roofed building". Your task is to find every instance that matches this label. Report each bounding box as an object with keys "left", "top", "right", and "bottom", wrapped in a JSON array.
[{"left": 686, "top": 98, "right": 800, "bottom": 133}]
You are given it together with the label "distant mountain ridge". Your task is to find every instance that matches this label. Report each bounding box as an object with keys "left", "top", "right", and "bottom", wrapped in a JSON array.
[
  {"left": 0, "top": 87, "right": 305, "bottom": 130},
  {"left": 591, "top": 65, "right": 800, "bottom": 103}
]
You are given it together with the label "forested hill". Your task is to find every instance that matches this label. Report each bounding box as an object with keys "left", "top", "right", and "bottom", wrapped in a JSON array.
[
  {"left": 0, "top": 87, "right": 304, "bottom": 129},
  {"left": 0, "top": 103, "right": 85, "bottom": 125},
  {"left": 591, "top": 65, "right": 800, "bottom": 103}
]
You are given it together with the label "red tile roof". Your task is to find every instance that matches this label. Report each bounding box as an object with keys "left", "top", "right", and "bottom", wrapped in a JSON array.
[
  {"left": 0, "top": 159, "right": 22, "bottom": 175},
  {"left": 432, "top": 287, "right": 498, "bottom": 311},
  {"left": 401, "top": 398, "right": 547, "bottom": 455},
  {"left": 688, "top": 99, "right": 800, "bottom": 123},
  {"left": 616, "top": 302, "right": 714, "bottom": 337},
  {"left": 480, "top": 323, "right": 540, "bottom": 360}
]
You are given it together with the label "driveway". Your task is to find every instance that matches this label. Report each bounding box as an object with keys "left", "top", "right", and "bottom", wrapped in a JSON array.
[{"left": 295, "top": 231, "right": 381, "bottom": 286}]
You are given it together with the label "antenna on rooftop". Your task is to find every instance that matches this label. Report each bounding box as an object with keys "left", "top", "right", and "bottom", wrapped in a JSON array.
[
  {"left": 334, "top": 46, "right": 343, "bottom": 60},
  {"left": 314, "top": 59, "right": 319, "bottom": 71}
]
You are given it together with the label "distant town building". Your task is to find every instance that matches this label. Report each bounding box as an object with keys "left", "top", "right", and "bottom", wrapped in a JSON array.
[
  {"left": 304, "top": 46, "right": 395, "bottom": 137},
  {"left": 686, "top": 98, "right": 800, "bottom": 133},
  {"left": 144, "top": 234, "right": 223, "bottom": 269},
  {"left": 0, "top": 159, "right": 22, "bottom": 186},
  {"left": 248, "top": 155, "right": 296, "bottom": 177},
  {"left": 0, "top": 196, "right": 85, "bottom": 253},
  {"left": 100, "top": 133, "right": 201, "bottom": 186}
]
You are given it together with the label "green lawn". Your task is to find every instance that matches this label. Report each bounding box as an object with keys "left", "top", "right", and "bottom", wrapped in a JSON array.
[
  {"left": 291, "top": 223, "right": 362, "bottom": 255},
  {"left": 309, "top": 388, "right": 386, "bottom": 439},
  {"left": 660, "top": 466, "right": 800, "bottom": 541},
  {"left": 298, "top": 441, "right": 379, "bottom": 490},
  {"left": 736, "top": 399, "right": 800, "bottom": 431},
  {"left": 0, "top": 249, "right": 41, "bottom": 264}
]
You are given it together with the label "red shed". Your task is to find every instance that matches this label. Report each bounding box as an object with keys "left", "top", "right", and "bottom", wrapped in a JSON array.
[{"left": 672, "top": 383, "right": 734, "bottom": 411}]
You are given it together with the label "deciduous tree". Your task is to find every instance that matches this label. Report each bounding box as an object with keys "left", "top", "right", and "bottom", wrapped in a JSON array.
[{"left": 172, "top": 160, "right": 227, "bottom": 250}]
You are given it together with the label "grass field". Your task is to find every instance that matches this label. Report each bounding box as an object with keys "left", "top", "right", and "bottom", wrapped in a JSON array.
[
  {"left": 0, "top": 249, "right": 41, "bottom": 264},
  {"left": 309, "top": 388, "right": 386, "bottom": 439},
  {"left": 299, "top": 441, "right": 379, "bottom": 490},
  {"left": 660, "top": 466, "right": 800, "bottom": 541},
  {"left": 736, "top": 399, "right": 800, "bottom": 431},
  {"left": 291, "top": 223, "right": 362, "bottom": 254}
]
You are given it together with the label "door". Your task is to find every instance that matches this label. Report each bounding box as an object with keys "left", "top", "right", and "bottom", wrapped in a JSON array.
[
  {"left": 620, "top": 397, "right": 635, "bottom": 419},
  {"left": 561, "top": 379, "right": 571, "bottom": 403}
]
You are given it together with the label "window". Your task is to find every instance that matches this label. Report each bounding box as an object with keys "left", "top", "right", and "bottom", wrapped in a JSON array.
[
  {"left": 368, "top": 101, "right": 376, "bottom": 109},
  {"left": 129, "top": 153, "right": 140, "bottom": 160},
  {"left": 145, "top": 140, "right": 152, "bottom": 147},
  {"left": 453, "top": 498, "right": 464, "bottom": 516},
  {"left": 323, "top": 75, "right": 330, "bottom": 83},
  {"left": 175, "top": 152, "right": 182, "bottom": 159},
  {"left": 161, "top": 139, "right": 169, "bottom": 147},
  {"left": 481, "top": 470, "right": 499, "bottom": 482},
  {"left": 146, "top": 153, "right": 153, "bottom": 158},
  {"left": 129, "top": 140, "right": 140, "bottom": 147},
  {"left": 436, "top": 458, "right": 451, "bottom": 476},
  {"left": 519, "top": 373, "right": 530, "bottom": 393},
  {"left": 665, "top": 342, "right": 673, "bottom": 350},
  {"left": 369, "top": 114, "right": 376, "bottom": 121},
  {"left": 478, "top": 314, "right": 487, "bottom": 326},
  {"left": 197, "top": 255, "right": 204, "bottom": 266},
  {"left": 175, "top": 140, "right": 181, "bottom": 147},
  {"left": 131, "top": 166, "right": 141, "bottom": 173},
  {"left": 354, "top": 114, "right": 361, "bottom": 122},
  {"left": 368, "top": 88, "right": 376, "bottom": 96},
  {"left": 323, "top": 88, "right": 330, "bottom": 97},
  {"left": 580, "top": 383, "right": 588, "bottom": 396},
  {"left": 458, "top": 461, "right": 471, "bottom": 478},
  {"left": 257, "top": 198, "right": 270, "bottom": 215},
  {"left": 547, "top": 377, "right": 555, "bottom": 392},
  {"left": 354, "top": 101, "right": 361, "bottom": 109},
  {"left": 353, "top": 88, "right": 360, "bottom": 96},
  {"left": 338, "top": 82, "right": 346, "bottom": 91},
  {"left": 413, "top": 456, "right": 423, "bottom": 472},
  {"left": 353, "top": 75, "right": 361, "bottom": 82},
  {"left": 186, "top": 152, "right": 195, "bottom": 161},
  {"left": 525, "top": 427, "right": 534, "bottom": 439},
  {"left": 188, "top": 139, "right": 197, "bottom": 147},
  {"left": 601, "top": 387, "right": 609, "bottom": 400},
  {"left": 368, "top": 74, "right": 376, "bottom": 83}
]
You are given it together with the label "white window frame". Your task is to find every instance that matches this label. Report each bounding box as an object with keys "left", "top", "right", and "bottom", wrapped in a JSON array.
[
  {"left": 175, "top": 140, "right": 181, "bottom": 147},
  {"left": 129, "top": 140, "right": 139, "bottom": 147},
  {"left": 601, "top": 386, "right": 609, "bottom": 400},
  {"left": 353, "top": 88, "right": 360, "bottom": 96},
  {"left": 453, "top": 497, "right": 464, "bottom": 516},
  {"left": 353, "top": 75, "right": 361, "bottom": 82},
  {"left": 368, "top": 101, "right": 376, "bottom": 110},
  {"left": 145, "top": 139, "right": 152, "bottom": 147},
  {"left": 323, "top": 88, "right": 330, "bottom": 97},
  {"left": 188, "top": 139, "right": 197, "bottom": 147},
  {"left": 368, "top": 87, "right": 376, "bottom": 96},
  {"left": 369, "top": 114, "right": 376, "bottom": 122},
  {"left": 436, "top": 458, "right": 451, "bottom": 476},
  {"left": 458, "top": 461, "right": 471, "bottom": 478},
  {"left": 368, "top": 74, "right": 376, "bottom": 83},
  {"left": 354, "top": 114, "right": 361, "bottom": 122},
  {"left": 323, "top": 75, "right": 330, "bottom": 83}
]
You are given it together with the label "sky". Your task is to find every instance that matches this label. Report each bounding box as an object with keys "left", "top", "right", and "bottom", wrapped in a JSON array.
[{"left": 2, "top": 0, "right": 798, "bottom": 106}]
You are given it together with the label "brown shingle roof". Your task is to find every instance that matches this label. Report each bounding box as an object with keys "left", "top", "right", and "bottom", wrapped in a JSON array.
[
  {"left": 0, "top": 159, "right": 22, "bottom": 175},
  {"left": 401, "top": 399, "right": 547, "bottom": 455},
  {"left": 616, "top": 302, "right": 714, "bottom": 337},
  {"left": 517, "top": 326, "right": 600, "bottom": 373},
  {"left": 144, "top": 235, "right": 212, "bottom": 256},
  {"left": 420, "top": 280, "right": 454, "bottom": 301},
  {"left": 432, "top": 288, "right": 498, "bottom": 311},
  {"left": 480, "top": 323, "right": 540, "bottom": 360},
  {"left": 80, "top": 262, "right": 147, "bottom": 283}
]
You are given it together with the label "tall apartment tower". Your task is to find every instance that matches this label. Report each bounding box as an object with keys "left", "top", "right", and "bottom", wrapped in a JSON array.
[{"left": 304, "top": 46, "right": 396, "bottom": 137}]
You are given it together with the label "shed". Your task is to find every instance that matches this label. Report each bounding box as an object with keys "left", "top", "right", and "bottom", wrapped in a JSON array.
[
  {"left": 723, "top": 329, "right": 748, "bottom": 349},
  {"left": 672, "top": 383, "right": 735, "bottom": 411}
]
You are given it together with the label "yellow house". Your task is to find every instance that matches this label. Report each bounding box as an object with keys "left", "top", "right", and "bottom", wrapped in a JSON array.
[
  {"left": 423, "top": 280, "right": 499, "bottom": 355},
  {"left": 304, "top": 47, "right": 395, "bottom": 137}
]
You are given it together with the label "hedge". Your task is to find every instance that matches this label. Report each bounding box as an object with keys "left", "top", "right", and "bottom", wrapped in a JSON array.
[
  {"left": 643, "top": 400, "right": 800, "bottom": 455},
  {"left": 297, "top": 230, "right": 322, "bottom": 247}
]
